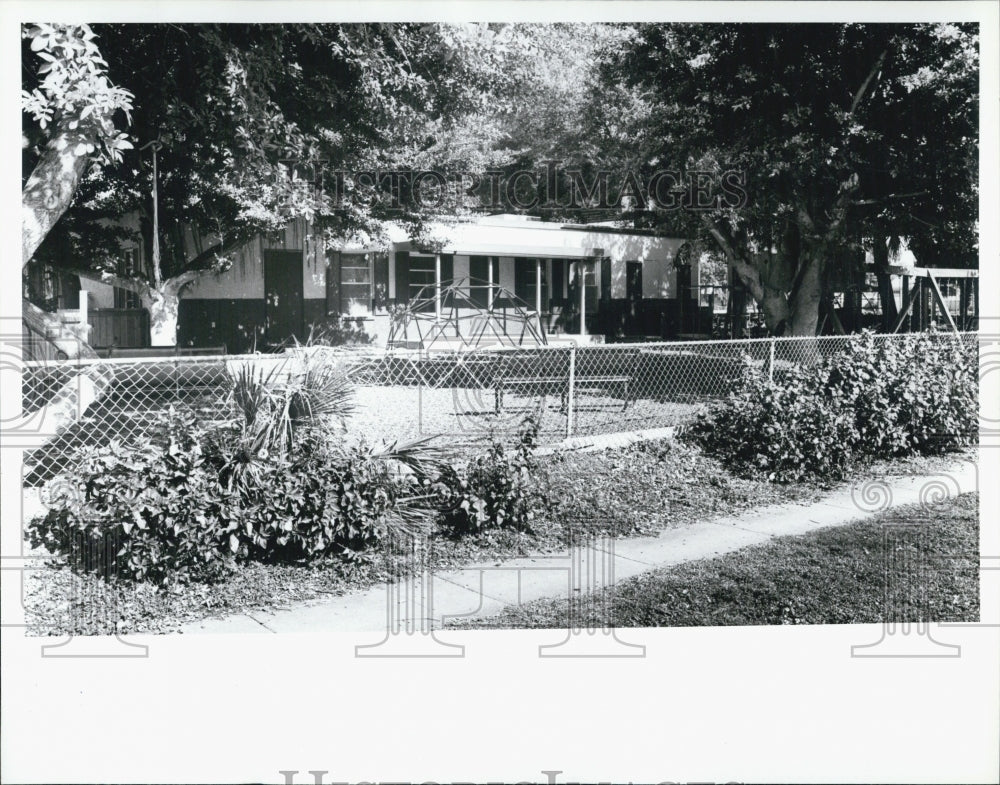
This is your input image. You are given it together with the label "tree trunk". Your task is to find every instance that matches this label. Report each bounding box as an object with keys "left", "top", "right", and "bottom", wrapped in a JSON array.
[
  {"left": 786, "top": 252, "right": 823, "bottom": 336},
  {"left": 141, "top": 287, "right": 178, "bottom": 347},
  {"left": 140, "top": 275, "right": 199, "bottom": 346},
  {"left": 872, "top": 237, "right": 898, "bottom": 331},
  {"left": 22, "top": 126, "right": 94, "bottom": 267},
  {"left": 758, "top": 288, "right": 792, "bottom": 335}
]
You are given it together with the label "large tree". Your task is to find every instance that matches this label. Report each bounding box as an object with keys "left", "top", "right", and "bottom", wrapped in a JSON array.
[
  {"left": 21, "top": 23, "right": 133, "bottom": 267},
  {"left": 23, "top": 23, "right": 529, "bottom": 344},
  {"left": 607, "top": 23, "right": 979, "bottom": 335}
]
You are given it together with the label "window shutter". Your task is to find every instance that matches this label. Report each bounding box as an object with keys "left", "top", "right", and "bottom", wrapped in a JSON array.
[
  {"left": 601, "top": 257, "right": 612, "bottom": 301},
  {"left": 394, "top": 251, "right": 410, "bottom": 303},
  {"left": 326, "top": 251, "right": 341, "bottom": 314},
  {"left": 440, "top": 253, "right": 454, "bottom": 307},
  {"left": 514, "top": 258, "right": 530, "bottom": 302}
]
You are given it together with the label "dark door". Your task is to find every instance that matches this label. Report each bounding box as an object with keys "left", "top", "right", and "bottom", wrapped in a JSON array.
[
  {"left": 264, "top": 249, "right": 304, "bottom": 348},
  {"left": 676, "top": 262, "right": 692, "bottom": 332},
  {"left": 626, "top": 261, "right": 643, "bottom": 334}
]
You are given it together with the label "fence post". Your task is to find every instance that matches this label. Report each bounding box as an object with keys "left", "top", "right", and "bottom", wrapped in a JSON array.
[
  {"left": 768, "top": 337, "right": 775, "bottom": 383},
  {"left": 566, "top": 344, "right": 576, "bottom": 439}
]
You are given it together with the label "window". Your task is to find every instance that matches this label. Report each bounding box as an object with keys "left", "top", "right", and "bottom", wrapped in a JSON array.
[
  {"left": 339, "top": 253, "right": 372, "bottom": 315},
  {"left": 407, "top": 254, "right": 436, "bottom": 301},
  {"left": 327, "top": 252, "right": 373, "bottom": 315},
  {"left": 570, "top": 260, "right": 598, "bottom": 312},
  {"left": 469, "top": 256, "right": 500, "bottom": 308},
  {"left": 514, "top": 258, "right": 549, "bottom": 311}
]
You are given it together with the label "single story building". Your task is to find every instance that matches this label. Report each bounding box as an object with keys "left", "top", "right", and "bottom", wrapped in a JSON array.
[
  {"left": 177, "top": 213, "right": 701, "bottom": 351},
  {"left": 27, "top": 213, "right": 703, "bottom": 353}
]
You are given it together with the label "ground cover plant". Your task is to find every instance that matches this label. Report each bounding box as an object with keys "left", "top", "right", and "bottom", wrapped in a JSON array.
[
  {"left": 22, "top": 329, "right": 981, "bottom": 632},
  {"left": 686, "top": 331, "right": 977, "bottom": 482},
  {"left": 26, "top": 354, "right": 447, "bottom": 586},
  {"left": 23, "top": 427, "right": 972, "bottom": 635},
  {"left": 446, "top": 492, "right": 980, "bottom": 629}
]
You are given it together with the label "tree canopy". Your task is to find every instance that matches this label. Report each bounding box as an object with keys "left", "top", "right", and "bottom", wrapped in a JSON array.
[
  {"left": 23, "top": 22, "right": 980, "bottom": 340},
  {"left": 605, "top": 22, "right": 979, "bottom": 333},
  {"left": 24, "top": 23, "right": 535, "bottom": 281}
]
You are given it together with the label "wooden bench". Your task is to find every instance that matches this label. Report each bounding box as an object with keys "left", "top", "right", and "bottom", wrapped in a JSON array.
[
  {"left": 95, "top": 345, "right": 227, "bottom": 359},
  {"left": 495, "top": 374, "right": 631, "bottom": 413}
]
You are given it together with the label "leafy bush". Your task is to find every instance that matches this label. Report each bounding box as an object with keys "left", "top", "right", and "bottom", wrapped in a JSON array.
[
  {"left": 233, "top": 438, "right": 442, "bottom": 563},
  {"left": 440, "top": 417, "right": 543, "bottom": 534},
  {"left": 30, "top": 427, "right": 445, "bottom": 583},
  {"left": 305, "top": 318, "right": 374, "bottom": 346},
  {"left": 687, "top": 331, "right": 977, "bottom": 482},
  {"left": 27, "top": 433, "right": 237, "bottom": 586},
  {"left": 28, "top": 353, "right": 447, "bottom": 583}
]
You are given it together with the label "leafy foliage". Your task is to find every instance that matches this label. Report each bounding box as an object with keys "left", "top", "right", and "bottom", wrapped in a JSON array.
[
  {"left": 21, "top": 24, "right": 134, "bottom": 164},
  {"left": 27, "top": 433, "right": 237, "bottom": 586},
  {"left": 25, "top": 23, "right": 542, "bottom": 290},
  {"left": 226, "top": 440, "right": 438, "bottom": 564},
  {"left": 687, "top": 332, "right": 977, "bottom": 481},
  {"left": 29, "top": 357, "right": 451, "bottom": 583},
  {"left": 304, "top": 319, "right": 375, "bottom": 347},
  {"left": 439, "top": 416, "right": 543, "bottom": 534},
  {"left": 219, "top": 353, "right": 355, "bottom": 490},
  {"left": 600, "top": 23, "right": 979, "bottom": 333}
]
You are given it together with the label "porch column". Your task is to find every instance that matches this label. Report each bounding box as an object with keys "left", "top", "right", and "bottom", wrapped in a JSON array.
[
  {"left": 78, "top": 289, "right": 88, "bottom": 331},
  {"left": 578, "top": 260, "right": 587, "bottom": 337},
  {"left": 487, "top": 256, "right": 494, "bottom": 310},
  {"left": 535, "top": 258, "right": 542, "bottom": 315},
  {"left": 434, "top": 253, "right": 442, "bottom": 323}
]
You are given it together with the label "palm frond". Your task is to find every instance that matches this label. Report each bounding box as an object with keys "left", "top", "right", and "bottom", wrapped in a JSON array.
[
  {"left": 370, "top": 435, "right": 446, "bottom": 477},
  {"left": 228, "top": 361, "right": 285, "bottom": 432},
  {"left": 384, "top": 493, "right": 439, "bottom": 539}
]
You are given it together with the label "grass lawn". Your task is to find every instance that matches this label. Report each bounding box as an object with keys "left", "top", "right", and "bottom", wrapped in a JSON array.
[
  {"left": 21, "top": 439, "right": 977, "bottom": 635},
  {"left": 446, "top": 492, "right": 980, "bottom": 629}
]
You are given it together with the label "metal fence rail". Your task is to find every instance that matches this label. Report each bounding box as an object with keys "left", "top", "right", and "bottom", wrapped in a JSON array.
[{"left": 19, "top": 332, "right": 979, "bottom": 483}]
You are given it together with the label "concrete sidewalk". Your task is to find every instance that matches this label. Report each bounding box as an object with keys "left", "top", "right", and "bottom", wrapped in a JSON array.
[{"left": 180, "top": 458, "right": 978, "bottom": 634}]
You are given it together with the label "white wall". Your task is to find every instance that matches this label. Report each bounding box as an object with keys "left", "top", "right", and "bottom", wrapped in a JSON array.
[
  {"left": 80, "top": 279, "right": 115, "bottom": 309},
  {"left": 177, "top": 217, "right": 692, "bottom": 305},
  {"left": 182, "top": 241, "right": 265, "bottom": 299},
  {"left": 181, "top": 220, "right": 326, "bottom": 301}
]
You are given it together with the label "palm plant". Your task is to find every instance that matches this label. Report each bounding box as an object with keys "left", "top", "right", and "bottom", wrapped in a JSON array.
[
  {"left": 218, "top": 352, "right": 451, "bottom": 556},
  {"left": 360, "top": 435, "right": 451, "bottom": 538}
]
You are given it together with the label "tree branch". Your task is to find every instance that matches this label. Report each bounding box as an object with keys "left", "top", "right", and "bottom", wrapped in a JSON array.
[
  {"left": 849, "top": 48, "right": 888, "bottom": 117},
  {"left": 163, "top": 269, "right": 204, "bottom": 293},
  {"left": 851, "top": 191, "right": 928, "bottom": 207},
  {"left": 63, "top": 266, "right": 150, "bottom": 296},
  {"left": 177, "top": 232, "right": 252, "bottom": 274},
  {"left": 698, "top": 213, "right": 765, "bottom": 302}
]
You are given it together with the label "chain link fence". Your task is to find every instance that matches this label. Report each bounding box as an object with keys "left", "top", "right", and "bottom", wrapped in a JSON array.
[{"left": 20, "top": 332, "right": 979, "bottom": 483}]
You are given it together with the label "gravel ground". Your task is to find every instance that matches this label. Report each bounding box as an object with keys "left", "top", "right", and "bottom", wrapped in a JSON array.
[{"left": 344, "top": 383, "right": 703, "bottom": 453}]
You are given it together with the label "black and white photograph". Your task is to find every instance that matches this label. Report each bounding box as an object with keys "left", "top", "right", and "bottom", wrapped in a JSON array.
[{"left": 2, "top": 2, "right": 998, "bottom": 783}]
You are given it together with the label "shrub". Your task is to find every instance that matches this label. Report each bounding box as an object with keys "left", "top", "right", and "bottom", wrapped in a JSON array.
[
  {"left": 30, "top": 390, "right": 446, "bottom": 583},
  {"left": 234, "top": 440, "right": 440, "bottom": 562},
  {"left": 687, "top": 331, "right": 977, "bottom": 482},
  {"left": 225, "top": 353, "right": 355, "bottom": 466},
  {"left": 305, "top": 318, "right": 374, "bottom": 346},
  {"left": 440, "top": 417, "right": 543, "bottom": 534},
  {"left": 27, "top": 433, "right": 238, "bottom": 586}
]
